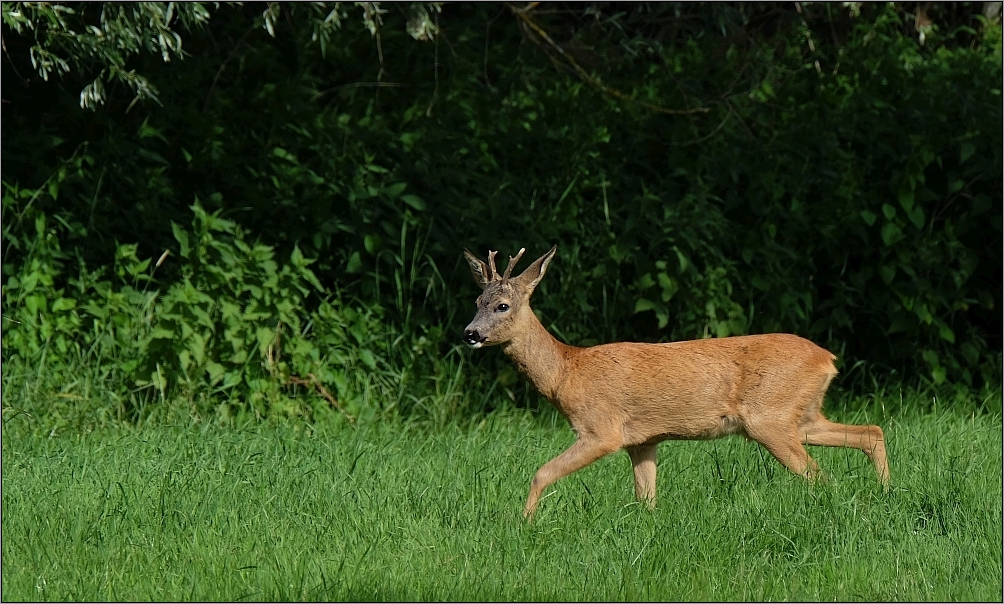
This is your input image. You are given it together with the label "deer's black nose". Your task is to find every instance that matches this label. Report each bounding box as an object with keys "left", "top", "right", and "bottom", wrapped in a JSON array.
[{"left": 464, "top": 329, "right": 485, "bottom": 346}]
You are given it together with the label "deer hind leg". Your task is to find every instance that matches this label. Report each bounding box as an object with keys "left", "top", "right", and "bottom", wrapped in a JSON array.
[
  {"left": 800, "top": 418, "right": 890, "bottom": 487},
  {"left": 524, "top": 436, "right": 620, "bottom": 520},
  {"left": 749, "top": 428, "right": 821, "bottom": 482},
  {"left": 626, "top": 443, "right": 657, "bottom": 508},
  {"left": 743, "top": 407, "right": 821, "bottom": 482}
]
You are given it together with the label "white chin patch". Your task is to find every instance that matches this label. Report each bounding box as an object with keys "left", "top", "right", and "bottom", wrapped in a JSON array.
[{"left": 467, "top": 342, "right": 484, "bottom": 349}]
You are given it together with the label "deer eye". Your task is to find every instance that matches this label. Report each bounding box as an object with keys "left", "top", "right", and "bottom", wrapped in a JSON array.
[{"left": 496, "top": 303, "right": 510, "bottom": 312}]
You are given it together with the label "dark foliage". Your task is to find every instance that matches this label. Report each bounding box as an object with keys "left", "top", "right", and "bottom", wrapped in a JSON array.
[{"left": 2, "top": 2, "right": 1000, "bottom": 418}]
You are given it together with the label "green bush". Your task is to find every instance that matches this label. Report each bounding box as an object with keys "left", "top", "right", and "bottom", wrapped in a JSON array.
[{"left": 1, "top": 194, "right": 473, "bottom": 423}]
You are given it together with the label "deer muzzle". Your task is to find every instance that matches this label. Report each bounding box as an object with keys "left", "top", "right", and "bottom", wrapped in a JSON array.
[{"left": 463, "top": 328, "right": 487, "bottom": 348}]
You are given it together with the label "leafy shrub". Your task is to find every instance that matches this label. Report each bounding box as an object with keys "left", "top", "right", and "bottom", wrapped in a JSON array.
[{"left": 1, "top": 194, "right": 471, "bottom": 423}]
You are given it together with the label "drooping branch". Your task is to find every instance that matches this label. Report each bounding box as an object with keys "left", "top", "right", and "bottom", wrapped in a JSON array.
[
  {"left": 288, "top": 373, "right": 355, "bottom": 423},
  {"left": 506, "top": 3, "right": 710, "bottom": 116}
]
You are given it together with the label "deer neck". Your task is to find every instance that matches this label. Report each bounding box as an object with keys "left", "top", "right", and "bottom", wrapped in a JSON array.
[{"left": 501, "top": 308, "right": 572, "bottom": 401}]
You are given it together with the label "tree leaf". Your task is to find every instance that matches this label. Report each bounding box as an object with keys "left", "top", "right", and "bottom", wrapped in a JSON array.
[
  {"left": 897, "top": 187, "right": 914, "bottom": 212},
  {"left": 384, "top": 182, "right": 407, "bottom": 199},
  {"left": 401, "top": 194, "right": 426, "bottom": 211},
  {"left": 634, "top": 298, "right": 657, "bottom": 313},
  {"left": 346, "top": 251, "right": 363, "bottom": 274},
  {"left": 960, "top": 141, "right": 975, "bottom": 164},
  {"left": 881, "top": 222, "right": 903, "bottom": 246},
  {"left": 51, "top": 297, "right": 76, "bottom": 312},
  {"left": 171, "top": 222, "right": 190, "bottom": 258},
  {"left": 358, "top": 348, "right": 377, "bottom": 370}
]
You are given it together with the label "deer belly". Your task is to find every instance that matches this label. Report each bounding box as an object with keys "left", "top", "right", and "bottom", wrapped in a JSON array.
[{"left": 620, "top": 400, "right": 744, "bottom": 445}]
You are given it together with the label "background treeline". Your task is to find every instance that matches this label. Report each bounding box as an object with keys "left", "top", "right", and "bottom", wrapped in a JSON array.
[{"left": 2, "top": 2, "right": 1001, "bottom": 423}]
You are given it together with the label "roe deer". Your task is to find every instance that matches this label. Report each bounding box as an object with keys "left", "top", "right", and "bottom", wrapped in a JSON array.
[{"left": 462, "top": 246, "right": 889, "bottom": 519}]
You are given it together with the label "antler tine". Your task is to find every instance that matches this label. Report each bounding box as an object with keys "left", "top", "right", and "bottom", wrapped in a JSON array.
[
  {"left": 502, "top": 247, "right": 526, "bottom": 281},
  {"left": 487, "top": 250, "right": 499, "bottom": 281}
]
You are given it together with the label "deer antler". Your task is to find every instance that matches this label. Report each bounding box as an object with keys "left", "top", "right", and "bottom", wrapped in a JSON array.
[
  {"left": 487, "top": 250, "right": 499, "bottom": 281},
  {"left": 503, "top": 248, "right": 526, "bottom": 281}
]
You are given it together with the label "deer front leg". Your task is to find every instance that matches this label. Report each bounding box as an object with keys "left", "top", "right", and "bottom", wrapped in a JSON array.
[
  {"left": 626, "top": 443, "right": 658, "bottom": 508},
  {"left": 524, "top": 437, "right": 620, "bottom": 519}
]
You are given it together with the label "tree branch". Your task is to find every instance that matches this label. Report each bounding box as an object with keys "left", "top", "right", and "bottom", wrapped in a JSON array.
[
  {"left": 288, "top": 373, "right": 356, "bottom": 423},
  {"left": 507, "top": 3, "right": 710, "bottom": 115}
]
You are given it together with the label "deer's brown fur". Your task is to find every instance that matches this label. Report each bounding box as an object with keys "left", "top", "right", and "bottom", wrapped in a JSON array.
[{"left": 462, "top": 246, "right": 890, "bottom": 519}]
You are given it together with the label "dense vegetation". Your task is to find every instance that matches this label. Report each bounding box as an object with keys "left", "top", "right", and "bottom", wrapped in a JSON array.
[{"left": 2, "top": 2, "right": 1001, "bottom": 423}]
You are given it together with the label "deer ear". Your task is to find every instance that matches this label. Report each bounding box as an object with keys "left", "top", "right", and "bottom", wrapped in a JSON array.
[
  {"left": 463, "top": 248, "right": 490, "bottom": 290},
  {"left": 512, "top": 245, "right": 557, "bottom": 294}
]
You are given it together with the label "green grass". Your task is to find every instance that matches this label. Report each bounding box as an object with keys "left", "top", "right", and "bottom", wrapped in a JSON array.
[{"left": 2, "top": 394, "right": 1001, "bottom": 601}]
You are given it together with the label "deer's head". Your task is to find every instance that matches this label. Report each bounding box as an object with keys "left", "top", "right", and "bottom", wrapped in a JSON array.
[{"left": 462, "top": 245, "right": 557, "bottom": 348}]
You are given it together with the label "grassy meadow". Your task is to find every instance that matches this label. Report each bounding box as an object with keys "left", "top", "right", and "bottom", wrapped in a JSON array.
[{"left": 1, "top": 388, "right": 1001, "bottom": 601}]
